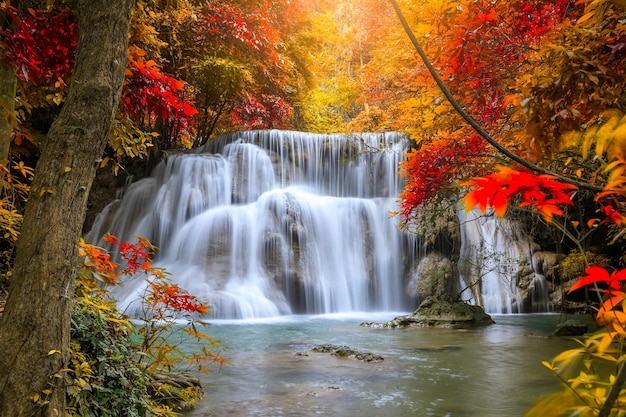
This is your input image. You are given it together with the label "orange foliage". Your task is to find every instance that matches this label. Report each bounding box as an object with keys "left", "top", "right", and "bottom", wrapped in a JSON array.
[
  {"left": 462, "top": 166, "right": 577, "bottom": 222},
  {"left": 79, "top": 235, "right": 223, "bottom": 375}
]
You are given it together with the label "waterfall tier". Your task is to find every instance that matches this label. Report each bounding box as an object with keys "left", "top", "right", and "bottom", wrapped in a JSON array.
[
  {"left": 87, "top": 130, "right": 414, "bottom": 319},
  {"left": 86, "top": 130, "right": 554, "bottom": 318}
]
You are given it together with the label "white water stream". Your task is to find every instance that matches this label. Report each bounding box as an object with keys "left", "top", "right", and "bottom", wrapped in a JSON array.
[{"left": 86, "top": 130, "right": 552, "bottom": 318}]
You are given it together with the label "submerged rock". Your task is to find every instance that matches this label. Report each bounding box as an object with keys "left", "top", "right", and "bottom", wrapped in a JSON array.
[
  {"left": 311, "top": 344, "right": 384, "bottom": 362},
  {"left": 552, "top": 319, "right": 588, "bottom": 336},
  {"left": 362, "top": 294, "right": 495, "bottom": 329}
]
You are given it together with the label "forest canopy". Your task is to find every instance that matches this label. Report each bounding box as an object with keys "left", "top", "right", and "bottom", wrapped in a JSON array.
[{"left": 3, "top": 0, "right": 625, "bottom": 219}]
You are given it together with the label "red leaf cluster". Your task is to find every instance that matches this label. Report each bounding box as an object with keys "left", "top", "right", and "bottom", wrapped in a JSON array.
[
  {"left": 103, "top": 233, "right": 156, "bottom": 276},
  {"left": 1, "top": 7, "right": 78, "bottom": 85},
  {"left": 462, "top": 165, "right": 577, "bottom": 222},
  {"left": 515, "top": 1, "right": 570, "bottom": 40},
  {"left": 399, "top": 133, "right": 487, "bottom": 218},
  {"left": 445, "top": 0, "right": 570, "bottom": 124},
  {"left": 599, "top": 203, "right": 626, "bottom": 226},
  {"left": 147, "top": 281, "right": 209, "bottom": 315},
  {"left": 231, "top": 94, "right": 293, "bottom": 130},
  {"left": 569, "top": 266, "right": 626, "bottom": 295},
  {"left": 196, "top": 3, "right": 261, "bottom": 52},
  {"left": 193, "top": 1, "right": 290, "bottom": 76},
  {"left": 569, "top": 266, "right": 626, "bottom": 336},
  {"left": 121, "top": 53, "right": 198, "bottom": 128}
]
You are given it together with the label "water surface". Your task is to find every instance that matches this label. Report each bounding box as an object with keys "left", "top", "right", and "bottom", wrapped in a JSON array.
[{"left": 186, "top": 313, "right": 587, "bottom": 417}]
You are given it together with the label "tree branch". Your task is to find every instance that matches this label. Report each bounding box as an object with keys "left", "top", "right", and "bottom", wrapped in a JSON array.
[
  {"left": 388, "top": 0, "right": 602, "bottom": 193},
  {"left": 600, "top": 356, "right": 626, "bottom": 417}
]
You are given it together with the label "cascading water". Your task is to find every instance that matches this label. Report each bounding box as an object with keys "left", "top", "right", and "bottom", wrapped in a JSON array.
[
  {"left": 86, "top": 130, "right": 416, "bottom": 319},
  {"left": 86, "top": 129, "right": 554, "bottom": 318},
  {"left": 457, "top": 208, "right": 553, "bottom": 314}
]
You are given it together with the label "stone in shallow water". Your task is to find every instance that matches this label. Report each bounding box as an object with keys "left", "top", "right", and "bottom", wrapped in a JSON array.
[
  {"left": 552, "top": 319, "right": 588, "bottom": 336},
  {"left": 311, "top": 344, "right": 384, "bottom": 362},
  {"left": 361, "top": 294, "right": 495, "bottom": 329}
]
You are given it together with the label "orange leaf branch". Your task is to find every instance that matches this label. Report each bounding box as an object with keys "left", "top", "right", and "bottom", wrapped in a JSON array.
[{"left": 462, "top": 165, "right": 576, "bottom": 222}]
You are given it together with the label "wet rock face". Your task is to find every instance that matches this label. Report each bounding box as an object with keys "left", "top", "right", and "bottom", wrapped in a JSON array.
[
  {"left": 361, "top": 294, "right": 495, "bottom": 329},
  {"left": 406, "top": 253, "right": 457, "bottom": 300}
]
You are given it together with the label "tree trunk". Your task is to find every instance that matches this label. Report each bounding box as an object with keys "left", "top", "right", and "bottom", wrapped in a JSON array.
[
  {"left": 0, "top": 53, "right": 16, "bottom": 167},
  {"left": 0, "top": 1, "right": 133, "bottom": 416}
]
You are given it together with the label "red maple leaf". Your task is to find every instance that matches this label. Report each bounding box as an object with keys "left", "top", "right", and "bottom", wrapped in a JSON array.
[
  {"left": 569, "top": 266, "right": 626, "bottom": 294},
  {"left": 462, "top": 166, "right": 576, "bottom": 222}
]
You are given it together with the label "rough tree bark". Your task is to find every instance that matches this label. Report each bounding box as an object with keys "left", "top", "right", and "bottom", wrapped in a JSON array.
[
  {"left": 0, "top": 1, "right": 133, "bottom": 416},
  {"left": 0, "top": 54, "right": 16, "bottom": 167}
]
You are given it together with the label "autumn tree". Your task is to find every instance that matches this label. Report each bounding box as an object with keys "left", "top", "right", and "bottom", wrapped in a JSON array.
[
  {"left": 389, "top": 0, "right": 626, "bottom": 412},
  {"left": 1, "top": 1, "right": 310, "bottom": 177},
  {"left": 350, "top": 0, "right": 444, "bottom": 137},
  {"left": 0, "top": 1, "right": 133, "bottom": 416},
  {"left": 128, "top": 0, "right": 307, "bottom": 148},
  {"left": 190, "top": 0, "right": 305, "bottom": 140},
  {"left": 513, "top": 0, "right": 626, "bottom": 158},
  {"left": 390, "top": 0, "right": 579, "bottom": 225}
]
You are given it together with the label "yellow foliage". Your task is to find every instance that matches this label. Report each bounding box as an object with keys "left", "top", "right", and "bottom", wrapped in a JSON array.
[
  {"left": 148, "top": 404, "right": 179, "bottom": 417},
  {"left": 299, "top": 82, "right": 358, "bottom": 133},
  {"left": 525, "top": 391, "right": 597, "bottom": 417},
  {"left": 558, "top": 110, "right": 626, "bottom": 202},
  {"left": 129, "top": 1, "right": 169, "bottom": 58},
  {"left": 535, "top": 327, "right": 626, "bottom": 416},
  {"left": 106, "top": 116, "right": 154, "bottom": 174}
]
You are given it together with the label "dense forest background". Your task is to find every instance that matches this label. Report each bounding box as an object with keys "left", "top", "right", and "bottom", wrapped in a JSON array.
[{"left": 1, "top": 0, "right": 625, "bottom": 261}]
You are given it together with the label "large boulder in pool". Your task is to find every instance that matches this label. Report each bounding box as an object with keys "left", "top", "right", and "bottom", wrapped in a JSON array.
[{"left": 363, "top": 294, "right": 495, "bottom": 329}]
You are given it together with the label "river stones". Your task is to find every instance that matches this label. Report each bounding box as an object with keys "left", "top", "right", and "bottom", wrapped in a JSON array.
[{"left": 311, "top": 344, "right": 384, "bottom": 362}]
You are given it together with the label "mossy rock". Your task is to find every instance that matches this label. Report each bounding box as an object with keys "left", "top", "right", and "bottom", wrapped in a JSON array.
[
  {"left": 148, "top": 372, "right": 204, "bottom": 411},
  {"left": 311, "top": 344, "right": 384, "bottom": 362},
  {"left": 362, "top": 294, "right": 494, "bottom": 329},
  {"left": 552, "top": 319, "right": 588, "bottom": 337},
  {"left": 413, "top": 294, "right": 495, "bottom": 327}
]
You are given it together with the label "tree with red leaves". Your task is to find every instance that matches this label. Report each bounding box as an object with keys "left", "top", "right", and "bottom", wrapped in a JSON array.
[
  {"left": 185, "top": 0, "right": 306, "bottom": 144},
  {"left": 398, "top": 132, "right": 486, "bottom": 219},
  {"left": 2, "top": 6, "right": 77, "bottom": 85}
]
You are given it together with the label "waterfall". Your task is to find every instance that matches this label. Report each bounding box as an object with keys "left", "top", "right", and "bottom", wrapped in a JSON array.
[
  {"left": 457, "top": 208, "right": 553, "bottom": 314},
  {"left": 86, "top": 130, "right": 554, "bottom": 318},
  {"left": 87, "top": 130, "right": 415, "bottom": 319}
]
